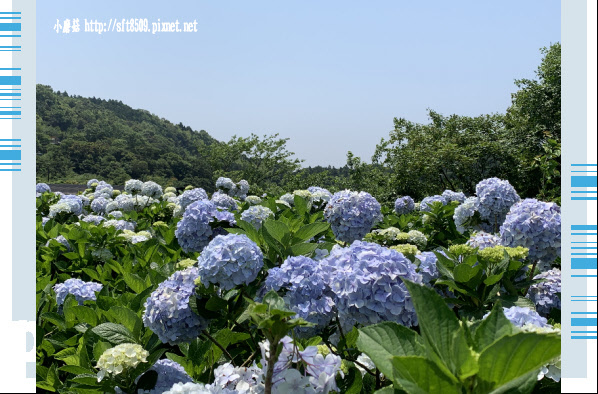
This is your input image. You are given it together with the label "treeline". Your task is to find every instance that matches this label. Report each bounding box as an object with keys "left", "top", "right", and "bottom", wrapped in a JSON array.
[{"left": 36, "top": 43, "right": 561, "bottom": 204}]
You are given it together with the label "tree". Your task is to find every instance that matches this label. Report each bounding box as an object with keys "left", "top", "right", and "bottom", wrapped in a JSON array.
[{"left": 506, "top": 43, "right": 561, "bottom": 154}]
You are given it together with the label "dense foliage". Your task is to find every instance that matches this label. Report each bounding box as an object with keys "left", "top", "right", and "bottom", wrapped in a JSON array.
[{"left": 36, "top": 176, "right": 561, "bottom": 393}]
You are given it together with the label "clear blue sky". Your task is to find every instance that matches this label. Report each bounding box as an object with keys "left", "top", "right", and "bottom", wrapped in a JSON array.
[{"left": 37, "top": 0, "right": 561, "bottom": 167}]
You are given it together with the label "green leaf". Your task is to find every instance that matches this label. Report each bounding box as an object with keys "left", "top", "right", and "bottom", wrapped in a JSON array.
[
  {"left": 336, "top": 366, "right": 363, "bottom": 394},
  {"left": 357, "top": 322, "right": 426, "bottom": 379},
  {"left": 72, "top": 306, "right": 99, "bottom": 326},
  {"left": 41, "top": 312, "right": 66, "bottom": 330},
  {"left": 290, "top": 243, "right": 319, "bottom": 256},
  {"left": 58, "top": 365, "right": 94, "bottom": 375},
  {"left": 91, "top": 323, "right": 137, "bottom": 345},
  {"left": 453, "top": 264, "right": 481, "bottom": 284},
  {"left": 93, "top": 341, "right": 112, "bottom": 361},
  {"left": 108, "top": 306, "right": 143, "bottom": 339},
  {"left": 477, "top": 332, "right": 561, "bottom": 392},
  {"left": 373, "top": 387, "right": 401, "bottom": 394},
  {"left": 294, "top": 195, "right": 309, "bottom": 216},
  {"left": 263, "top": 220, "right": 290, "bottom": 245},
  {"left": 293, "top": 222, "right": 330, "bottom": 243},
  {"left": 205, "top": 296, "right": 228, "bottom": 312},
  {"left": 474, "top": 303, "right": 513, "bottom": 351},
  {"left": 484, "top": 274, "right": 504, "bottom": 286},
  {"left": 123, "top": 272, "right": 150, "bottom": 294},
  {"left": 391, "top": 356, "right": 460, "bottom": 394},
  {"left": 402, "top": 280, "right": 475, "bottom": 379}
]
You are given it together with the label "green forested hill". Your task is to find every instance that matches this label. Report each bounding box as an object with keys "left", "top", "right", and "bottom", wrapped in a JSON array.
[{"left": 36, "top": 84, "right": 219, "bottom": 189}]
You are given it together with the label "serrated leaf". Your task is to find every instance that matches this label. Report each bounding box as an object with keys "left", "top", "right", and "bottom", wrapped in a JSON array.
[
  {"left": 123, "top": 272, "right": 150, "bottom": 294},
  {"left": 474, "top": 303, "right": 513, "bottom": 351},
  {"left": 453, "top": 264, "right": 481, "bottom": 283},
  {"left": 391, "top": 356, "right": 460, "bottom": 394},
  {"left": 357, "top": 322, "right": 425, "bottom": 379},
  {"left": 108, "top": 306, "right": 143, "bottom": 339},
  {"left": 402, "top": 280, "right": 475, "bottom": 379},
  {"left": 293, "top": 222, "right": 330, "bottom": 243},
  {"left": 91, "top": 323, "right": 137, "bottom": 345},
  {"left": 477, "top": 332, "right": 561, "bottom": 392},
  {"left": 290, "top": 243, "right": 319, "bottom": 256}
]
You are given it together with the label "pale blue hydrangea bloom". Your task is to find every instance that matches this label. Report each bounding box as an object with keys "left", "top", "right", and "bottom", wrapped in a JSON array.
[
  {"left": 442, "top": 190, "right": 466, "bottom": 203},
  {"left": 476, "top": 177, "right": 520, "bottom": 227},
  {"left": 46, "top": 235, "right": 71, "bottom": 251},
  {"left": 124, "top": 179, "right": 144, "bottom": 194},
  {"left": 103, "top": 219, "right": 136, "bottom": 232},
  {"left": 136, "top": 359, "right": 193, "bottom": 394},
  {"left": 240, "top": 206, "right": 274, "bottom": 230},
  {"left": 279, "top": 193, "right": 295, "bottom": 206},
  {"left": 91, "top": 197, "right": 110, "bottom": 214},
  {"left": 81, "top": 215, "right": 105, "bottom": 225},
  {"left": 175, "top": 200, "right": 235, "bottom": 253},
  {"left": 105, "top": 201, "right": 119, "bottom": 213},
  {"left": 178, "top": 188, "right": 209, "bottom": 209},
  {"left": 211, "top": 362, "right": 264, "bottom": 393},
  {"left": 197, "top": 234, "right": 264, "bottom": 291},
  {"left": 262, "top": 256, "right": 334, "bottom": 336},
  {"left": 216, "top": 177, "right": 235, "bottom": 191},
  {"left": 42, "top": 217, "right": 50, "bottom": 226},
  {"left": 500, "top": 199, "right": 561, "bottom": 267},
  {"left": 420, "top": 195, "right": 447, "bottom": 212},
  {"left": 320, "top": 241, "right": 421, "bottom": 331},
  {"left": 308, "top": 187, "right": 333, "bottom": 206},
  {"left": 86, "top": 178, "right": 99, "bottom": 188},
  {"left": 115, "top": 194, "right": 135, "bottom": 212},
  {"left": 466, "top": 231, "right": 502, "bottom": 250},
  {"left": 109, "top": 211, "right": 124, "bottom": 219},
  {"left": 527, "top": 268, "right": 561, "bottom": 316},
  {"left": 245, "top": 195, "right": 262, "bottom": 205},
  {"left": 59, "top": 195, "right": 84, "bottom": 216},
  {"left": 324, "top": 190, "right": 383, "bottom": 243},
  {"left": 80, "top": 195, "right": 90, "bottom": 207},
  {"left": 163, "top": 382, "right": 227, "bottom": 394},
  {"left": 36, "top": 183, "right": 51, "bottom": 194},
  {"left": 94, "top": 181, "right": 114, "bottom": 198},
  {"left": 211, "top": 191, "right": 239, "bottom": 211},
  {"left": 141, "top": 181, "right": 163, "bottom": 198},
  {"left": 483, "top": 306, "right": 548, "bottom": 328},
  {"left": 415, "top": 252, "right": 439, "bottom": 285},
  {"left": 453, "top": 196, "right": 481, "bottom": 233},
  {"left": 142, "top": 267, "right": 207, "bottom": 345},
  {"left": 394, "top": 196, "right": 415, "bottom": 215},
  {"left": 233, "top": 180, "right": 250, "bottom": 200},
  {"left": 308, "top": 186, "right": 332, "bottom": 198},
  {"left": 54, "top": 278, "right": 103, "bottom": 306}
]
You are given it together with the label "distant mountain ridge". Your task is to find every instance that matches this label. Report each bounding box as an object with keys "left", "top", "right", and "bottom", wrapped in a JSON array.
[{"left": 36, "top": 84, "right": 219, "bottom": 189}]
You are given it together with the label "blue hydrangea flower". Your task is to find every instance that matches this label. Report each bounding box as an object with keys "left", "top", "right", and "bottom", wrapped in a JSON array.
[
  {"left": 527, "top": 268, "right": 561, "bottom": 316},
  {"left": 109, "top": 211, "right": 124, "bottom": 219},
  {"left": 36, "top": 183, "right": 51, "bottom": 194},
  {"left": 245, "top": 195, "right": 262, "bottom": 205},
  {"left": 484, "top": 306, "right": 548, "bottom": 328},
  {"left": 94, "top": 181, "right": 114, "bottom": 198},
  {"left": 500, "top": 199, "right": 561, "bottom": 265},
  {"left": 262, "top": 256, "right": 335, "bottom": 335},
  {"left": 54, "top": 278, "right": 103, "bottom": 306},
  {"left": 196, "top": 234, "right": 264, "bottom": 291},
  {"left": 466, "top": 231, "right": 502, "bottom": 250},
  {"left": 442, "top": 190, "right": 466, "bottom": 204},
  {"left": 211, "top": 191, "right": 239, "bottom": 211},
  {"left": 86, "top": 179, "right": 99, "bottom": 188},
  {"left": 415, "top": 252, "right": 439, "bottom": 285},
  {"left": 46, "top": 235, "right": 71, "bottom": 251},
  {"left": 233, "top": 180, "right": 250, "bottom": 200},
  {"left": 420, "top": 195, "right": 447, "bottom": 212},
  {"left": 81, "top": 215, "right": 105, "bottom": 225},
  {"left": 320, "top": 241, "right": 421, "bottom": 331},
  {"left": 394, "top": 196, "right": 415, "bottom": 215},
  {"left": 175, "top": 200, "right": 234, "bottom": 253},
  {"left": 240, "top": 206, "right": 274, "bottom": 230},
  {"left": 103, "top": 220, "right": 136, "bottom": 231},
  {"left": 91, "top": 197, "right": 110, "bottom": 214},
  {"left": 216, "top": 177, "right": 235, "bottom": 190},
  {"left": 279, "top": 193, "right": 295, "bottom": 206},
  {"left": 476, "top": 178, "right": 520, "bottom": 227},
  {"left": 308, "top": 187, "right": 332, "bottom": 199},
  {"left": 178, "top": 188, "right": 209, "bottom": 210},
  {"left": 42, "top": 217, "right": 50, "bottom": 226},
  {"left": 136, "top": 359, "right": 193, "bottom": 393},
  {"left": 142, "top": 267, "right": 207, "bottom": 345},
  {"left": 453, "top": 197, "right": 480, "bottom": 233},
  {"left": 124, "top": 179, "right": 144, "bottom": 194},
  {"left": 115, "top": 194, "right": 135, "bottom": 212},
  {"left": 59, "top": 195, "right": 84, "bottom": 216},
  {"left": 141, "top": 181, "right": 163, "bottom": 199},
  {"left": 324, "top": 191, "right": 383, "bottom": 243}
]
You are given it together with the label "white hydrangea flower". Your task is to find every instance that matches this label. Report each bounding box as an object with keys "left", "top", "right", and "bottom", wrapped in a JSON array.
[{"left": 96, "top": 343, "right": 149, "bottom": 382}]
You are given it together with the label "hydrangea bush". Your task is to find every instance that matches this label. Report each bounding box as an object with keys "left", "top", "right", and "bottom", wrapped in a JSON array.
[{"left": 36, "top": 177, "right": 562, "bottom": 393}]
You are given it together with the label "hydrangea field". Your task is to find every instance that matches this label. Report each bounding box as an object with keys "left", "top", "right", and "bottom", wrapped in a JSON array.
[{"left": 36, "top": 177, "right": 562, "bottom": 393}]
